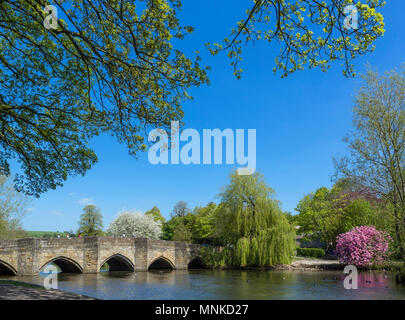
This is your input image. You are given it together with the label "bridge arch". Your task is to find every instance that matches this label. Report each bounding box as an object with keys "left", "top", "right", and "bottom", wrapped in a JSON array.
[
  {"left": 148, "top": 256, "right": 175, "bottom": 270},
  {"left": 0, "top": 259, "right": 17, "bottom": 275},
  {"left": 39, "top": 256, "right": 83, "bottom": 273},
  {"left": 188, "top": 257, "right": 206, "bottom": 269},
  {"left": 100, "top": 254, "right": 134, "bottom": 272}
]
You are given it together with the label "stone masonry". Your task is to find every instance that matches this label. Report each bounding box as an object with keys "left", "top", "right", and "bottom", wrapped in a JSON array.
[{"left": 0, "top": 237, "right": 201, "bottom": 275}]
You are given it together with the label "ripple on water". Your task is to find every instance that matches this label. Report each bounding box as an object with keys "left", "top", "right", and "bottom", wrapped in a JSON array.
[{"left": 3, "top": 270, "right": 405, "bottom": 300}]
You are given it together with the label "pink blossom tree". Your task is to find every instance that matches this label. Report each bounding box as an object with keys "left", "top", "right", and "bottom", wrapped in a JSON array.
[{"left": 336, "top": 226, "right": 392, "bottom": 267}]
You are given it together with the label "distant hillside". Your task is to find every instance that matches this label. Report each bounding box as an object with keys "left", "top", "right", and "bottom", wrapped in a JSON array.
[{"left": 27, "top": 231, "right": 69, "bottom": 238}]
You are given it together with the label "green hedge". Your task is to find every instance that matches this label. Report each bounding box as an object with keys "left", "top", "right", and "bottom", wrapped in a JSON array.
[{"left": 296, "top": 247, "right": 325, "bottom": 258}]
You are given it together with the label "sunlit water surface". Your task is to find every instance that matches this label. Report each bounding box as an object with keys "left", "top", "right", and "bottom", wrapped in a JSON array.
[{"left": 3, "top": 270, "right": 405, "bottom": 300}]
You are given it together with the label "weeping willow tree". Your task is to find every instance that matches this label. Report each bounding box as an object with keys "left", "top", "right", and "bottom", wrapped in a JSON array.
[{"left": 212, "top": 171, "right": 296, "bottom": 267}]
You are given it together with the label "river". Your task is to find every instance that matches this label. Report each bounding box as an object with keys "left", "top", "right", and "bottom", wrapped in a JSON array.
[{"left": 2, "top": 269, "right": 405, "bottom": 300}]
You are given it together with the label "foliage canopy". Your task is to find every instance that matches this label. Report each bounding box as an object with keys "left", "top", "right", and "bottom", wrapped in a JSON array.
[
  {"left": 208, "top": 0, "right": 385, "bottom": 78},
  {"left": 0, "top": 0, "right": 387, "bottom": 195},
  {"left": 0, "top": 0, "right": 208, "bottom": 196}
]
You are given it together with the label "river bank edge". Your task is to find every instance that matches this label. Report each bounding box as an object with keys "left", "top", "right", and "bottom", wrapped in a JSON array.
[
  {"left": 0, "top": 279, "right": 97, "bottom": 300},
  {"left": 204, "top": 257, "right": 405, "bottom": 273}
]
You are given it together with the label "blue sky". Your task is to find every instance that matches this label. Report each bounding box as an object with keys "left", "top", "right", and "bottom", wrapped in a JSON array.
[{"left": 22, "top": 1, "right": 405, "bottom": 232}]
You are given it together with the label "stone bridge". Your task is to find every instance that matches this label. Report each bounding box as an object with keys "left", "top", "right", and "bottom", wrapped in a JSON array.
[{"left": 0, "top": 237, "right": 203, "bottom": 276}]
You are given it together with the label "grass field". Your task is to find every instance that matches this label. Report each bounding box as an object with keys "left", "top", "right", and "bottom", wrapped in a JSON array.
[{"left": 27, "top": 231, "right": 67, "bottom": 238}]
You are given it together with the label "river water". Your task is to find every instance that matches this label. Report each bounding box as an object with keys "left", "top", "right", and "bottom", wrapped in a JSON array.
[{"left": 3, "top": 269, "right": 405, "bottom": 300}]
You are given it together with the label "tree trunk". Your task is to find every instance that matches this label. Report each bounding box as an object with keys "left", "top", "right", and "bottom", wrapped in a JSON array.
[{"left": 393, "top": 201, "right": 405, "bottom": 261}]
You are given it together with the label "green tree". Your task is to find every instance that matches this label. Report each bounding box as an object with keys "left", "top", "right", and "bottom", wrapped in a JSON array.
[
  {"left": 161, "top": 215, "right": 180, "bottom": 240},
  {"left": 213, "top": 171, "right": 296, "bottom": 267},
  {"left": 161, "top": 202, "right": 217, "bottom": 244},
  {"left": 162, "top": 212, "right": 194, "bottom": 241},
  {"left": 285, "top": 211, "right": 297, "bottom": 226},
  {"left": 171, "top": 201, "right": 190, "bottom": 218},
  {"left": 161, "top": 201, "right": 192, "bottom": 240},
  {"left": 334, "top": 66, "right": 405, "bottom": 259},
  {"left": 145, "top": 206, "right": 165, "bottom": 224},
  {"left": 172, "top": 221, "right": 192, "bottom": 242},
  {"left": 77, "top": 204, "right": 104, "bottom": 236},
  {"left": 209, "top": 0, "right": 385, "bottom": 79},
  {"left": 339, "top": 199, "right": 374, "bottom": 232},
  {"left": 0, "top": 175, "right": 28, "bottom": 239},
  {"left": 295, "top": 186, "right": 343, "bottom": 249},
  {"left": 0, "top": 0, "right": 209, "bottom": 196},
  {"left": 191, "top": 202, "right": 217, "bottom": 244},
  {"left": 295, "top": 181, "right": 391, "bottom": 250}
]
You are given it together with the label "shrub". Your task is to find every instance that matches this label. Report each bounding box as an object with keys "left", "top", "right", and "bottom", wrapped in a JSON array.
[
  {"left": 296, "top": 247, "right": 325, "bottom": 258},
  {"left": 199, "top": 246, "right": 230, "bottom": 269},
  {"left": 335, "top": 226, "right": 391, "bottom": 267}
]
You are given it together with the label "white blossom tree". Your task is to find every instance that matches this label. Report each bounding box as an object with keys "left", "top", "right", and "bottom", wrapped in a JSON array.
[{"left": 107, "top": 210, "right": 162, "bottom": 239}]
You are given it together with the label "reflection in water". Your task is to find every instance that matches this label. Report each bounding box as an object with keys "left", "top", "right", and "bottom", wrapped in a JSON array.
[
  {"left": 2, "top": 270, "right": 405, "bottom": 300},
  {"left": 357, "top": 272, "right": 390, "bottom": 288}
]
